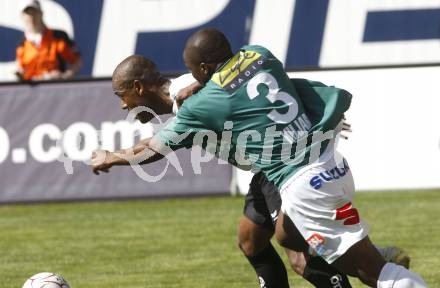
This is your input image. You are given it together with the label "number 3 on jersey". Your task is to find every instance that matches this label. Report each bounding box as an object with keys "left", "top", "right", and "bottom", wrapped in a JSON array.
[{"left": 246, "top": 72, "right": 299, "bottom": 124}]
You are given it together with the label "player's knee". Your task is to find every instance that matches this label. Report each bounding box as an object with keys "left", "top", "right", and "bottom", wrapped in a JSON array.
[
  {"left": 238, "top": 217, "right": 274, "bottom": 257},
  {"left": 237, "top": 226, "right": 257, "bottom": 256},
  {"left": 286, "top": 251, "right": 306, "bottom": 276},
  {"left": 288, "top": 256, "right": 304, "bottom": 275},
  {"left": 237, "top": 237, "right": 261, "bottom": 257}
]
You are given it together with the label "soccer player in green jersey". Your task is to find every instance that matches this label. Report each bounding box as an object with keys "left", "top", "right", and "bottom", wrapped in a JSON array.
[{"left": 177, "top": 29, "right": 427, "bottom": 287}]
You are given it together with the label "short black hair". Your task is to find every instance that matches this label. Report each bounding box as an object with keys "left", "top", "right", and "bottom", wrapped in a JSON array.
[
  {"left": 112, "top": 55, "right": 164, "bottom": 90},
  {"left": 184, "top": 28, "right": 233, "bottom": 64}
]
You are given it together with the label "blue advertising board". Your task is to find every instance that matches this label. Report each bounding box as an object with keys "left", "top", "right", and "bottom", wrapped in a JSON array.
[{"left": 0, "top": 0, "right": 439, "bottom": 80}]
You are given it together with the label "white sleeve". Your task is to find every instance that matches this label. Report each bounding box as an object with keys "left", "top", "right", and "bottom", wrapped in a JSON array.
[{"left": 169, "top": 73, "right": 197, "bottom": 115}]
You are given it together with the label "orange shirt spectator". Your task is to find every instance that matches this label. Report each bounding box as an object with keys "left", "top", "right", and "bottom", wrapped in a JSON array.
[{"left": 15, "top": 0, "right": 81, "bottom": 81}]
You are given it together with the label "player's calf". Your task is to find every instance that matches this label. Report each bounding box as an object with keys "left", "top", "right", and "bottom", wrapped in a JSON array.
[
  {"left": 277, "top": 212, "right": 353, "bottom": 288},
  {"left": 238, "top": 216, "right": 290, "bottom": 288},
  {"left": 332, "top": 236, "right": 427, "bottom": 287},
  {"left": 284, "top": 249, "right": 353, "bottom": 288}
]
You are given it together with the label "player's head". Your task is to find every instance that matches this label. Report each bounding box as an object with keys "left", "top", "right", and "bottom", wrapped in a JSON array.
[
  {"left": 183, "top": 28, "right": 233, "bottom": 84},
  {"left": 21, "top": 0, "right": 44, "bottom": 33},
  {"left": 112, "top": 55, "right": 169, "bottom": 123}
]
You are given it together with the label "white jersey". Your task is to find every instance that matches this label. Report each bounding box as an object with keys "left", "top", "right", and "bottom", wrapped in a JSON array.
[{"left": 169, "top": 73, "right": 197, "bottom": 115}]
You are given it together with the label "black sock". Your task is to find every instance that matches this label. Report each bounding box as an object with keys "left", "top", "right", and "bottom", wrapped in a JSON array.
[
  {"left": 246, "top": 243, "right": 290, "bottom": 288},
  {"left": 303, "top": 256, "right": 352, "bottom": 288}
]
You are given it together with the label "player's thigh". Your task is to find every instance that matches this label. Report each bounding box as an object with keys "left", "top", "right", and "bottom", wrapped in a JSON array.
[
  {"left": 275, "top": 211, "right": 309, "bottom": 252},
  {"left": 331, "top": 235, "right": 385, "bottom": 285},
  {"left": 238, "top": 216, "right": 274, "bottom": 256},
  {"left": 243, "top": 172, "right": 276, "bottom": 231},
  {"left": 239, "top": 172, "right": 277, "bottom": 256},
  {"left": 258, "top": 171, "right": 283, "bottom": 225}
]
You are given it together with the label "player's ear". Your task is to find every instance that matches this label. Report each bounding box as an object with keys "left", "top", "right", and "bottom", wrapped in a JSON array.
[
  {"left": 133, "top": 79, "right": 143, "bottom": 95},
  {"left": 200, "top": 63, "right": 210, "bottom": 76}
]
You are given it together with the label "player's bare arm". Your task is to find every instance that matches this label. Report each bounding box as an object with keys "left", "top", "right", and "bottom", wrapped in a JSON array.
[{"left": 91, "top": 137, "right": 165, "bottom": 175}]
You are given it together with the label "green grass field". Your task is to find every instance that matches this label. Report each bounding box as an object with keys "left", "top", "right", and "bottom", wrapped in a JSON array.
[{"left": 1, "top": 190, "right": 439, "bottom": 288}]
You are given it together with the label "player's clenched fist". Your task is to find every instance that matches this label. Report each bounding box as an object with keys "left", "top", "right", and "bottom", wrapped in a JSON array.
[{"left": 91, "top": 149, "right": 116, "bottom": 175}]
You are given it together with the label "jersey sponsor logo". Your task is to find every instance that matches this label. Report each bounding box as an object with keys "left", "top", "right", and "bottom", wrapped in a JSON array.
[
  {"left": 335, "top": 202, "right": 360, "bottom": 225},
  {"left": 306, "top": 233, "right": 329, "bottom": 257},
  {"left": 309, "top": 158, "right": 350, "bottom": 190},
  {"left": 212, "top": 50, "right": 264, "bottom": 93}
]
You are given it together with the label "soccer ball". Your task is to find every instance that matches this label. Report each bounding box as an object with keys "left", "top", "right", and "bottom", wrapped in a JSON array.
[{"left": 22, "top": 272, "right": 70, "bottom": 288}]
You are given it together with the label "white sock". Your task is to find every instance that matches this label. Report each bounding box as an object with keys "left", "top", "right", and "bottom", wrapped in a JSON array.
[{"left": 378, "top": 263, "right": 427, "bottom": 288}]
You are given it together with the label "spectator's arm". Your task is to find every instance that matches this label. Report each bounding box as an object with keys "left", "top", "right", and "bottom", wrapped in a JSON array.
[
  {"left": 15, "top": 62, "right": 24, "bottom": 81},
  {"left": 15, "top": 43, "right": 25, "bottom": 81},
  {"left": 61, "top": 57, "right": 82, "bottom": 79},
  {"left": 55, "top": 30, "right": 82, "bottom": 79}
]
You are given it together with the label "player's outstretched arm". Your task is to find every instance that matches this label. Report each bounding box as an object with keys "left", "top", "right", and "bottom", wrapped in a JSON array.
[{"left": 91, "top": 137, "right": 166, "bottom": 175}]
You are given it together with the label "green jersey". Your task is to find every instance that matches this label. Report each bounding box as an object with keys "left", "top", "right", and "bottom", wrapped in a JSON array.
[{"left": 158, "top": 45, "right": 351, "bottom": 188}]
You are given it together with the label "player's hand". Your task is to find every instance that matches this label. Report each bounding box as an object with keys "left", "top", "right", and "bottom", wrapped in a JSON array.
[
  {"left": 175, "top": 82, "right": 203, "bottom": 108},
  {"left": 91, "top": 149, "right": 116, "bottom": 175},
  {"left": 340, "top": 115, "right": 352, "bottom": 140}
]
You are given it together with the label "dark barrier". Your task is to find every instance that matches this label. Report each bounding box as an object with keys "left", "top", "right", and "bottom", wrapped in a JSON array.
[{"left": 0, "top": 80, "right": 231, "bottom": 203}]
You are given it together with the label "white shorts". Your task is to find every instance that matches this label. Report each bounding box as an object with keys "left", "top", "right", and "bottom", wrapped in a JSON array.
[{"left": 280, "top": 153, "right": 369, "bottom": 264}]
